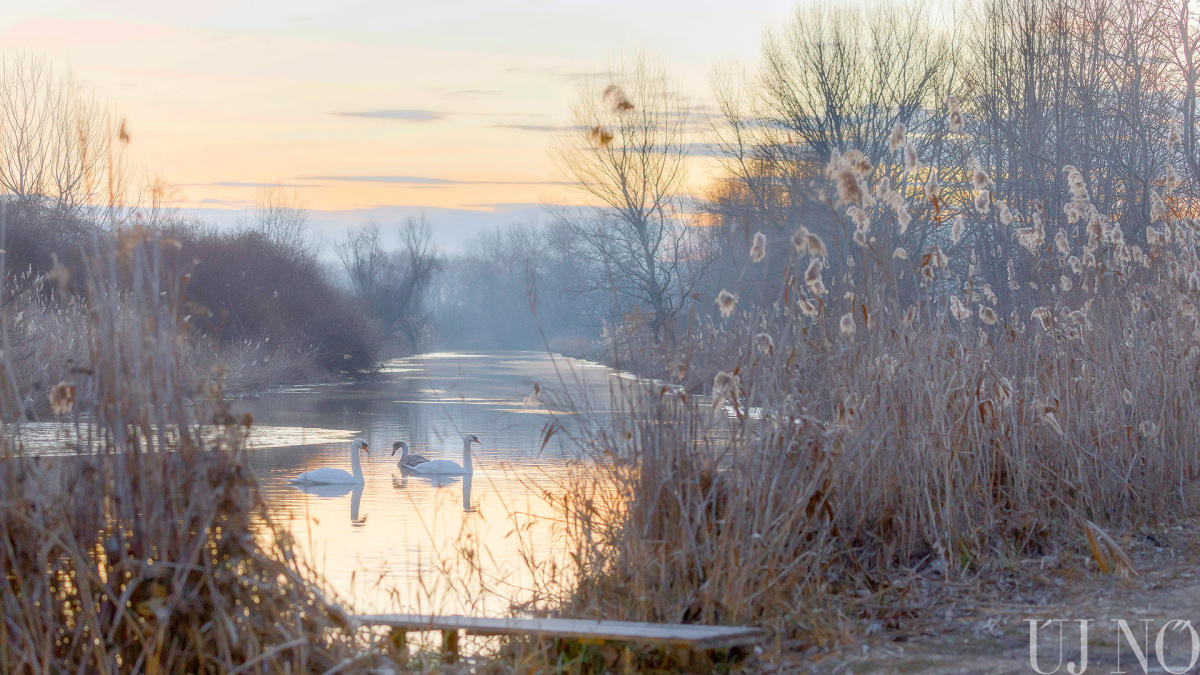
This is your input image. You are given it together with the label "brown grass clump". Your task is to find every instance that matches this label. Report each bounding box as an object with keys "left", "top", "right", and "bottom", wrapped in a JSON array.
[
  {"left": 0, "top": 223, "right": 362, "bottom": 673},
  {"left": 549, "top": 128, "right": 1200, "bottom": 648}
]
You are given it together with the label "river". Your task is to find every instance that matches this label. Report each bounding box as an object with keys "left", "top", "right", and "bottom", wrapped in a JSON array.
[{"left": 239, "top": 351, "right": 617, "bottom": 616}]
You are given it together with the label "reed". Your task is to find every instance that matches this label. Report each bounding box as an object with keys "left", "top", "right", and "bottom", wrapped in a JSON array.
[
  {"left": 540, "top": 125, "right": 1200, "bottom": 649},
  {"left": 0, "top": 222, "right": 364, "bottom": 673}
]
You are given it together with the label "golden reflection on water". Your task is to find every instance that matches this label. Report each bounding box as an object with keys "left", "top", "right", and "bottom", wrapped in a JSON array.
[{"left": 242, "top": 351, "right": 616, "bottom": 616}]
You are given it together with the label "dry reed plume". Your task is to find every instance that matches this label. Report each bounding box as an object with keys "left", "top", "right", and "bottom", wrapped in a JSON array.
[
  {"left": 0, "top": 223, "right": 364, "bottom": 673},
  {"left": 543, "top": 122, "right": 1200, "bottom": 649}
]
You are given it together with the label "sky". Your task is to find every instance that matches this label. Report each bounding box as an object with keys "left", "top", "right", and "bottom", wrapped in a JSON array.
[{"left": 0, "top": 0, "right": 797, "bottom": 247}]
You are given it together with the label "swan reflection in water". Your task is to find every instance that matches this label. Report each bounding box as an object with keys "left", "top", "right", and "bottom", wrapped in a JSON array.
[
  {"left": 292, "top": 482, "right": 368, "bottom": 526},
  {"left": 393, "top": 473, "right": 475, "bottom": 513}
]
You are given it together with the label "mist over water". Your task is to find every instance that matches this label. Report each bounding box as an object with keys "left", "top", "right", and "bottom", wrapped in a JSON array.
[{"left": 240, "top": 351, "right": 616, "bottom": 615}]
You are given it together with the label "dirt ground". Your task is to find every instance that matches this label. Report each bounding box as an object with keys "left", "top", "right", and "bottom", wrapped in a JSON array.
[{"left": 753, "top": 524, "right": 1200, "bottom": 674}]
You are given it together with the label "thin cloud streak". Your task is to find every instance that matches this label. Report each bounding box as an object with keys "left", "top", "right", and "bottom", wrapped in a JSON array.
[{"left": 333, "top": 109, "right": 447, "bottom": 122}]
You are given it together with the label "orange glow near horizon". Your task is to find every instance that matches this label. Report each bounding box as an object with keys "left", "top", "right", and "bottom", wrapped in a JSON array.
[{"left": 0, "top": 2, "right": 797, "bottom": 228}]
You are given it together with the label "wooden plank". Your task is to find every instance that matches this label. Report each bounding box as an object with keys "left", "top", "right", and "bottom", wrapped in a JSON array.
[{"left": 355, "top": 614, "right": 763, "bottom": 650}]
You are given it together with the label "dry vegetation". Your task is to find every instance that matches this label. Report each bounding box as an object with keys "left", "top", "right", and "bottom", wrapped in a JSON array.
[
  {"left": 525, "top": 0, "right": 1200, "bottom": 659},
  {"left": 0, "top": 226, "right": 388, "bottom": 672}
]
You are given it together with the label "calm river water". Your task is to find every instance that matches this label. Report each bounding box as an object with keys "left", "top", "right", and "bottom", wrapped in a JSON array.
[{"left": 238, "top": 351, "right": 617, "bottom": 615}]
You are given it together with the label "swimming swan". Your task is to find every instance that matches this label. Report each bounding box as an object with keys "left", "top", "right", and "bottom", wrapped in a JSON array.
[
  {"left": 407, "top": 434, "right": 480, "bottom": 475},
  {"left": 391, "top": 441, "right": 430, "bottom": 469},
  {"left": 288, "top": 437, "right": 369, "bottom": 484}
]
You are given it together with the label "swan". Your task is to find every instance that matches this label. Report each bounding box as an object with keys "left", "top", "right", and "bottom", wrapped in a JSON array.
[
  {"left": 406, "top": 434, "right": 480, "bottom": 475},
  {"left": 391, "top": 441, "right": 430, "bottom": 469},
  {"left": 288, "top": 437, "right": 369, "bottom": 485}
]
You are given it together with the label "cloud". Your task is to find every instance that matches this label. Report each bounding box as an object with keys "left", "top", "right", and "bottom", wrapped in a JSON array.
[
  {"left": 301, "top": 175, "right": 576, "bottom": 186},
  {"left": 502, "top": 65, "right": 606, "bottom": 82},
  {"left": 333, "top": 109, "right": 447, "bottom": 122},
  {"left": 209, "top": 181, "right": 321, "bottom": 188},
  {"left": 197, "top": 198, "right": 254, "bottom": 207},
  {"left": 434, "top": 87, "right": 501, "bottom": 96},
  {"left": 491, "top": 123, "right": 561, "bottom": 132},
  {"left": 460, "top": 202, "right": 548, "bottom": 212}
]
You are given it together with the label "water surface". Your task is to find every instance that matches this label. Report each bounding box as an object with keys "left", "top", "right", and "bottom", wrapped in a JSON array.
[{"left": 240, "top": 351, "right": 616, "bottom": 615}]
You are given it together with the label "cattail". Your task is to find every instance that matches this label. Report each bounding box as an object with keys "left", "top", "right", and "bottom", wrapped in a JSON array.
[
  {"left": 49, "top": 381, "right": 75, "bottom": 415},
  {"left": 876, "top": 176, "right": 892, "bottom": 202},
  {"left": 970, "top": 159, "right": 992, "bottom": 191},
  {"left": 839, "top": 313, "right": 856, "bottom": 340},
  {"left": 1150, "top": 190, "right": 1167, "bottom": 222},
  {"left": 1043, "top": 410, "right": 1065, "bottom": 436},
  {"left": 1055, "top": 229, "right": 1070, "bottom": 255},
  {"left": 997, "top": 200, "right": 1014, "bottom": 226},
  {"left": 847, "top": 206, "right": 870, "bottom": 230},
  {"left": 792, "top": 226, "right": 810, "bottom": 253},
  {"left": 588, "top": 125, "right": 614, "bottom": 147},
  {"left": 1109, "top": 225, "right": 1124, "bottom": 247},
  {"left": 1138, "top": 420, "right": 1160, "bottom": 438},
  {"left": 974, "top": 190, "right": 990, "bottom": 215},
  {"left": 903, "top": 142, "right": 921, "bottom": 176},
  {"left": 979, "top": 305, "right": 998, "bottom": 325},
  {"left": 923, "top": 167, "right": 940, "bottom": 205},
  {"left": 950, "top": 295, "right": 971, "bottom": 320},
  {"left": 903, "top": 305, "right": 917, "bottom": 325},
  {"left": 853, "top": 229, "right": 868, "bottom": 247},
  {"left": 1016, "top": 215, "right": 1045, "bottom": 253},
  {"left": 1032, "top": 306, "right": 1053, "bottom": 330},
  {"left": 750, "top": 232, "right": 767, "bottom": 263},
  {"left": 888, "top": 123, "right": 906, "bottom": 151},
  {"left": 997, "top": 377, "right": 1013, "bottom": 407},
  {"left": 897, "top": 206, "right": 912, "bottom": 234},
  {"left": 805, "top": 231, "right": 828, "bottom": 258},
  {"left": 834, "top": 164, "right": 864, "bottom": 208},
  {"left": 932, "top": 246, "right": 949, "bottom": 269},
  {"left": 1169, "top": 119, "right": 1182, "bottom": 152},
  {"left": 798, "top": 298, "right": 819, "bottom": 317},
  {"left": 1060, "top": 275, "right": 1073, "bottom": 292},
  {"left": 712, "top": 371, "right": 739, "bottom": 407},
  {"left": 1166, "top": 164, "right": 1180, "bottom": 195},
  {"left": 1067, "top": 309, "right": 1087, "bottom": 326},
  {"left": 947, "top": 95, "right": 963, "bottom": 131},
  {"left": 893, "top": 247, "right": 908, "bottom": 259},
  {"left": 716, "top": 290, "right": 738, "bottom": 317},
  {"left": 805, "top": 259, "right": 827, "bottom": 295},
  {"left": 843, "top": 149, "right": 873, "bottom": 178},
  {"left": 755, "top": 332, "right": 774, "bottom": 355},
  {"left": 951, "top": 215, "right": 965, "bottom": 244}
]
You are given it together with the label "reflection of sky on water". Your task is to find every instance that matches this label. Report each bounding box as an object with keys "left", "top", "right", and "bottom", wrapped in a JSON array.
[{"left": 240, "top": 351, "right": 617, "bottom": 615}]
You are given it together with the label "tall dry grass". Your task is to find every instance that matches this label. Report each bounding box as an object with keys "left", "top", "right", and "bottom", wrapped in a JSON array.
[
  {"left": 543, "top": 123, "right": 1200, "bottom": 645},
  {"left": 0, "top": 223, "right": 365, "bottom": 672}
]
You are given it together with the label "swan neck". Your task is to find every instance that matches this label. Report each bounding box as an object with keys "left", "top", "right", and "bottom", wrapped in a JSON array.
[
  {"left": 351, "top": 444, "right": 364, "bottom": 481},
  {"left": 463, "top": 437, "right": 474, "bottom": 474}
]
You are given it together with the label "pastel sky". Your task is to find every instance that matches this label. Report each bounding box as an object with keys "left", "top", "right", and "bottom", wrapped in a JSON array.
[{"left": 0, "top": 0, "right": 796, "bottom": 245}]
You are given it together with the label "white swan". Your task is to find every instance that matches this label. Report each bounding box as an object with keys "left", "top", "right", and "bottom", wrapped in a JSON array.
[
  {"left": 406, "top": 434, "right": 480, "bottom": 475},
  {"left": 391, "top": 441, "right": 430, "bottom": 469},
  {"left": 288, "top": 437, "right": 369, "bottom": 484}
]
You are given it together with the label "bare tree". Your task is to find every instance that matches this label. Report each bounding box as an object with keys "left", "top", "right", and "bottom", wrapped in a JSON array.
[
  {"left": 553, "top": 53, "right": 704, "bottom": 342},
  {"left": 758, "top": 1, "right": 953, "bottom": 164},
  {"left": 335, "top": 217, "right": 441, "bottom": 351},
  {"left": 248, "top": 186, "right": 310, "bottom": 255},
  {"left": 0, "top": 53, "right": 109, "bottom": 212}
]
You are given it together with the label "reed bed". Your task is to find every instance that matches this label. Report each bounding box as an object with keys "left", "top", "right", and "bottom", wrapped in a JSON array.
[
  {"left": 0, "top": 225, "right": 366, "bottom": 673},
  {"left": 539, "top": 127, "right": 1200, "bottom": 647}
]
